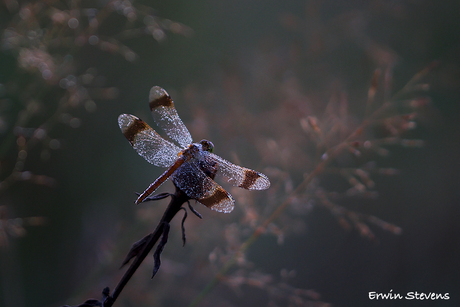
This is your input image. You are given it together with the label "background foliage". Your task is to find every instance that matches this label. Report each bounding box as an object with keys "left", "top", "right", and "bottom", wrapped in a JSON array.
[{"left": 1, "top": 1, "right": 459, "bottom": 306}]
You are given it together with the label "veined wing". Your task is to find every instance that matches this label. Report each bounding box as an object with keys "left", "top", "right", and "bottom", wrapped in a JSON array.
[
  {"left": 172, "top": 160, "right": 235, "bottom": 213},
  {"left": 203, "top": 153, "right": 270, "bottom": 190},
  {"left": 118, "top": 114, "right": 181, "bottom": 167},
  {"left": 149, "top": 86, "right": 193, "bottom": 148}
]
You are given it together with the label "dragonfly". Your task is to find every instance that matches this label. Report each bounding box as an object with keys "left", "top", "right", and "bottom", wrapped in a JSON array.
[{"left": 118, "top": 86, "right": 270, "bottom": 213}]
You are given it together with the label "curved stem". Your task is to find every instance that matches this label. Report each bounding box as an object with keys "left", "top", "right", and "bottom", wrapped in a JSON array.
[{"left": 103, "top": 187, "right": 190, "bottom": 307}]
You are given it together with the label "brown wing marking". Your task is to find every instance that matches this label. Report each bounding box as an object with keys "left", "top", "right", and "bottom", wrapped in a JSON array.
[
  {"left": 149, "top": 88, "right": 174, "bottom": 109},
  {"left": 238, "top": 169, "right": 260, "bottom": 189},
  {"left": 118, "top": 114, "right": 181, "bottom": 167},
  {"left": 204, "top": 153, "right": 271, "bottom": 190},
  {"left": 120, "top": 115, "right": 150, "bottom": 145},
  {"left": 197, "top": 185, "right": 234, "bottom": 213}
]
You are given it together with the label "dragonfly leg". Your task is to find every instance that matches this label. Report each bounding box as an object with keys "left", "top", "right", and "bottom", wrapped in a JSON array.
[
  {"left": 187, "top": 201, "right": 203, "bottom": 219},
  {"left": 179, "top": 207, "right": 187, "bottom": 246},
  {"left": 152, "top": 222, "right": 170, "bottom": 278},
  {"left": 136, "top": 192, "right": 172, "bottom": 203}
]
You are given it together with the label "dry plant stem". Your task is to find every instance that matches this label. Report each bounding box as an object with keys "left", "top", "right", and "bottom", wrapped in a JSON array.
[
  {"left": 103, "top": 188, "right": 190, "bottom": 307},
  {"left": 189, "top": 63, "right": 435, "bottom": 307}
]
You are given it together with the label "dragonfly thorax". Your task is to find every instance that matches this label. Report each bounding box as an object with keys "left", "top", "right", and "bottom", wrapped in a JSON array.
[{"left": 180, "top": 139, "right": 213, "bottom": 161}]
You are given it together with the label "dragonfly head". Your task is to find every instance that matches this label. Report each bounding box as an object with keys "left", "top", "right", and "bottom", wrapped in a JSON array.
[{"left": 199, "top": 139, "right": 214, "bottom": 153}]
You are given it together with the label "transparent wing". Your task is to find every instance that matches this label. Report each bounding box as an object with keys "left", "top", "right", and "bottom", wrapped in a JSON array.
[
  {"left": 149, "top": 86, "right": 193, "bottom": 148},
  {"left": 118, "top": 114, "right": 181, "bottom": 167},
  {"left": 203, "top": 153, "right": 270, "bottom": 190},
  {"left": 172, "top": 160, "right": 235, "bottom": 213}
]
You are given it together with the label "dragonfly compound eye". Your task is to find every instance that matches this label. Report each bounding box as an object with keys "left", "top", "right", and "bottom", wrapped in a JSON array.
[{"left": 200, "top": 139, "right": 214, "bottom": 152}]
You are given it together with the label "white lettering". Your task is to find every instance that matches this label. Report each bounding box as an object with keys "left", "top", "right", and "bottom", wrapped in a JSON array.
[
  {"left": 405, "top": 291, "right": 450, "bottom": 300},
  {"left": 406, "top": 292, "right": 415, "bottom": 299},
  {"left": 368, "top": 290, "right": 402, "bottom": 300},
  {"left": 371, "top": 291, "right": 450, "bottom": 301}
]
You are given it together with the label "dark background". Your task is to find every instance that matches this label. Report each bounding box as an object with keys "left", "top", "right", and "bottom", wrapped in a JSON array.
[{"left": 1, "top": 1, "right": 459, "bottom": 306}]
